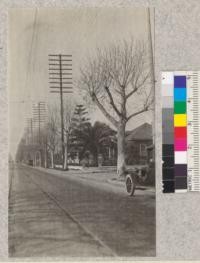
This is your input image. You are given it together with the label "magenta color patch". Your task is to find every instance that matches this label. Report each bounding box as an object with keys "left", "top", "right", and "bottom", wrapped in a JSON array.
[{"left": 175, "top": 138, "right": 187, "bottom": 151}]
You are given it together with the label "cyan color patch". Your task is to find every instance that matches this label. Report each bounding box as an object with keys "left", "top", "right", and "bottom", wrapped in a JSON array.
[
  {"left": 174, "top": 75, "right": 186, "bottom": 88},
  {"left": 174, "top": 88, "right": 186, "bottom": 101}
]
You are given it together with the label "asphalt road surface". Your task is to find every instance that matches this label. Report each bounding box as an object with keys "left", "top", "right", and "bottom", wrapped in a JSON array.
[{"left": 9, "top": 164, "right": 155, "bottom": 258}]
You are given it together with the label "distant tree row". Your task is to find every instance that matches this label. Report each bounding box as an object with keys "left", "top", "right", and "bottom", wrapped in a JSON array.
[{"left": 16, "top": 102, "right": 116, "bottom": 169}]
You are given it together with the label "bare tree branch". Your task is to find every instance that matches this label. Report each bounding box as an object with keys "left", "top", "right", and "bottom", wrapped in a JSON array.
[
  {"left": 127, "top": 107, "right": 149, "bottom": 122},
  {"left": 126, "top": 71, "right": 150, "bottom": 99},
  {"left": 92, "top": 92, "right": 118, "bottom": 127},
  {"left": 104, "top": 86, "right": 121, "bottom": 117},
  {"left": 79, "top": 38, "right": 153, "bottom": 128}
]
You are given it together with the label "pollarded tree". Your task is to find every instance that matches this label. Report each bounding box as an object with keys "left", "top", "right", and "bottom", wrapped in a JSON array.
[
  {"left": 79, "top": 39, "right": 154, "bottom": 176},
  {"left": 46, "top": 104, "right": 60, "bottom": 168},
  {"left": 62, "top": 99, "right": 76, "bottom": 170},
  {"left": 45, "top": 100, "right": 75, "bottom": 170}
]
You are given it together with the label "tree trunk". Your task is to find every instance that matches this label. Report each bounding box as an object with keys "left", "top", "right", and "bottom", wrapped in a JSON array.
[
  {"left": 50, "top": 150, "right": 54, "bottom": 168},
  {"left": 117, "top": 121, "right": 126, "bottom": 177},
  {"left": 93, "top": 152, "right": 98, "bottom": 167},
  {"left": 63, "top": 140, "right": 68, "bottom": 171},
  {"left": 44, "top": 146, "right": 48, "bottom": 168}
]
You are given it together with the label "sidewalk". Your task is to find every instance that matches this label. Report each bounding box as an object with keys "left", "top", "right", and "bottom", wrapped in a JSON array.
[
  {"left": 33, "top": 165, "right": 155, "bottom": 194},
  {"left": 9, "top": 165, "right": 114, "bottom": 257}
]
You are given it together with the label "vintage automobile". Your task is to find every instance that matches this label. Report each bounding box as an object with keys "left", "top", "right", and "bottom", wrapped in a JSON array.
[{"left": 125, "top": 144, "right": 155, "bottom": 196}]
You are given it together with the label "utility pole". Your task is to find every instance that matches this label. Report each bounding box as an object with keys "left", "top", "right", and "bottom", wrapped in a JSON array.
[
  {"left": 147, "top": 8, "right": 155, "bottom": 146},
  {"left": 32, "top": 102, "right": 46, "bottom": 144},
  {"left": 48, "top": 54, "right": 73, "bottom": 170},
  {"left": 32, "top": 102, "right": 47, "bottom": 167}
]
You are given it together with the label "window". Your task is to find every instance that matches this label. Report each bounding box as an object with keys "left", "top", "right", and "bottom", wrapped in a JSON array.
[{"left": 140, "top": 144, "right": 147, "bottom": 156}]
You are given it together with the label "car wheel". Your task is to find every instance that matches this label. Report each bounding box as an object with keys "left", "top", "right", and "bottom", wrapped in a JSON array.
[{"left": 125, "top": 174, "right": 136, "bottom": 196}]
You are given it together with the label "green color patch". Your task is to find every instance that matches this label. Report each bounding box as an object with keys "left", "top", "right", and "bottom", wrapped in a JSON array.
[{"left": 174, "top": 102, "right": 186, "bottom": 114}]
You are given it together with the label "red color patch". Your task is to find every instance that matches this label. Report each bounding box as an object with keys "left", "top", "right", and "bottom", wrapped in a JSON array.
[{"left": 174, "top": 127, "right": 187, "bottom": 138}]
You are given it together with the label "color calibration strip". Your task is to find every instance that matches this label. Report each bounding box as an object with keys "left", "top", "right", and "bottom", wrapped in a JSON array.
[
  {"left": 162, "top": 72, "right": 175, "bottom": 193},
  {"left": 174, "top": 75, "right": 187, "bottom": 193},
  {"left": 162, "top": 71, "right": 200, "bottom": 193}
]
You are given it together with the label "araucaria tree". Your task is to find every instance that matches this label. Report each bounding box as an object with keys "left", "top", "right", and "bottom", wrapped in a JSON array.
[
  {"left": 79, "top": 39, "right": 154, "bottom": 177},
  {"left": 70, "top": 104, "right": 90, "bottom": 163}
]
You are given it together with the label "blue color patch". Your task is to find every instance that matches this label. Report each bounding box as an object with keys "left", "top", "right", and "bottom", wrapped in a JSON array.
[
  {"left": 174, "top": 76, "right": 186, "bottom": 88},
  {"left": 174, "top": 88, "right": 186, "bottom": 101}
]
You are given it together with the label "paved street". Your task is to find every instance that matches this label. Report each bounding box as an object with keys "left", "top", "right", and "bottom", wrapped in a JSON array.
[{"left": 9, "top": 164, "right": 155, "bottom": 258}]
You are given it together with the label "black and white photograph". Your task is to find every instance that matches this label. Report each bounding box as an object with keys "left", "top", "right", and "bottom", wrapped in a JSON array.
[{"left": 8, "top": 7, "right": 155, "bottom": 258}]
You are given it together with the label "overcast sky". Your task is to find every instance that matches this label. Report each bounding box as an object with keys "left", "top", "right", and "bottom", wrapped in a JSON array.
[{"left": 9, "top": 7, "right": 154, "bottom": 158}]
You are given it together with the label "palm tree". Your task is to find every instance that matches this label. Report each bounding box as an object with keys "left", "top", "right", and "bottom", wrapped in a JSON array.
[{"left": 73, "top": 121, "right": 116, "bottom": 166}]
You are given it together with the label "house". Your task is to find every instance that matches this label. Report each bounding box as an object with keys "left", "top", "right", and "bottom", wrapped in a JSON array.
[
  {"left": 125, "top": 123, "right": 153, "bottom": 165},
  {"left": 101, "top": 122, "right": 153, "bottom": 166}
]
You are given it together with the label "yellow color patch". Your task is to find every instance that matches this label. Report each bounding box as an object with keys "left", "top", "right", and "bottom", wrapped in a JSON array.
[{"left": 174, "top": 114, "right": 187, "bottom": 127}]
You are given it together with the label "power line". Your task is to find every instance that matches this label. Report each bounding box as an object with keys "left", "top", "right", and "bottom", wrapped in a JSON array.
[{"left": 24, "top": 8, "right": 38, "bottom": 101}]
